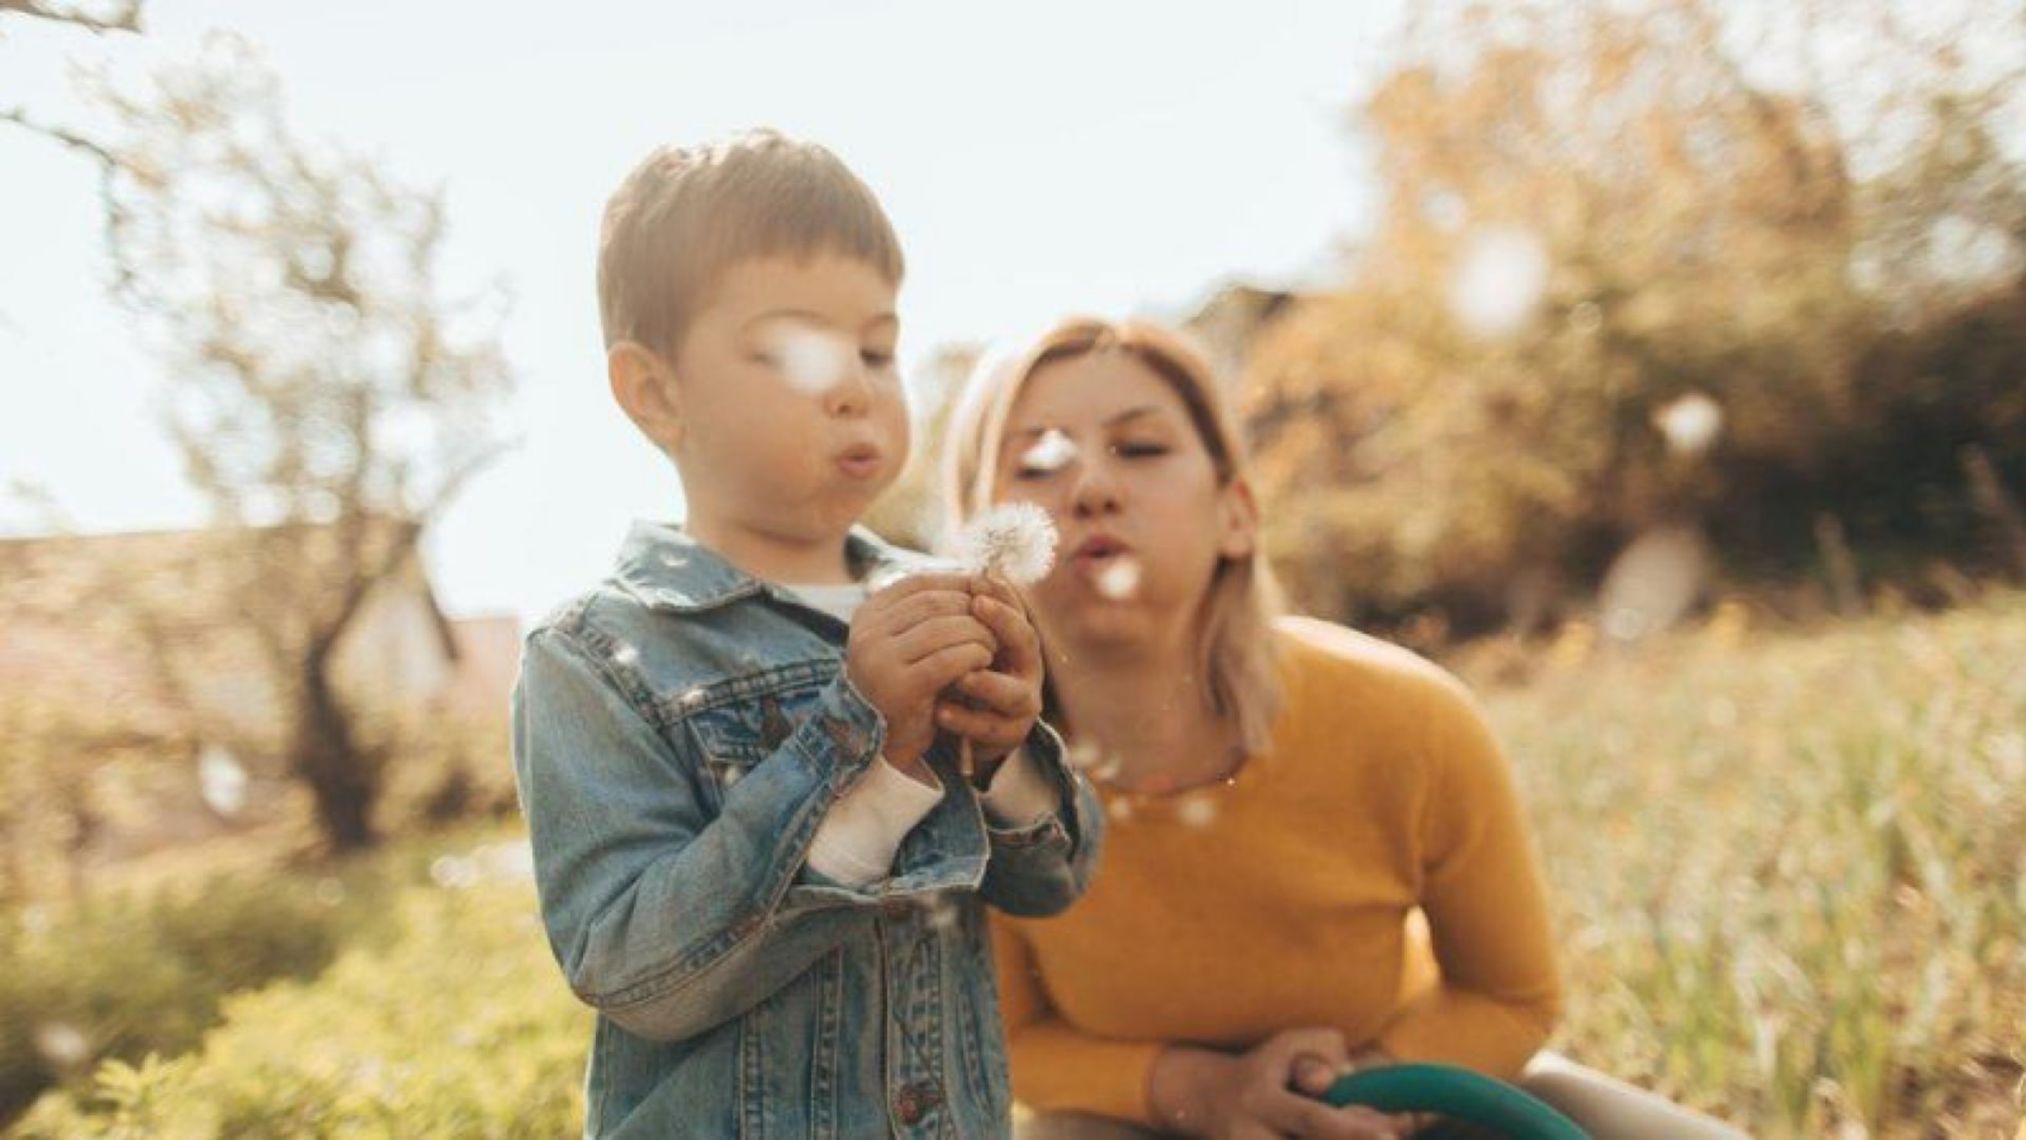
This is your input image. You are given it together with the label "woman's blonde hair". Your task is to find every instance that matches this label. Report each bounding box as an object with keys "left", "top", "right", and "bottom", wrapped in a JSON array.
[{"left": 942, "top": 316, "right": 1284, "bottom": 755}]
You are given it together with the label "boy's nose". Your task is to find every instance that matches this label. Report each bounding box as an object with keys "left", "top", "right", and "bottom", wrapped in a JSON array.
[{"left": 823, "top": 359, "right": 873, "bottom": 418}]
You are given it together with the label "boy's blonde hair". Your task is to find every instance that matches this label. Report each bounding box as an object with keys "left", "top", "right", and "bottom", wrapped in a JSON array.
[
  {"left": 597, "top": 129, "right": 904, "bottom": 354},
  {"left": 943, "top": 316, "right": 1285, "bottom": 756}
]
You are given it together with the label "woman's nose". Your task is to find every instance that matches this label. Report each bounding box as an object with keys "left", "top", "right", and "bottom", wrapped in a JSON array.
[{"left": 1068, "top": 456, "right": 1123, "bottom": 517}]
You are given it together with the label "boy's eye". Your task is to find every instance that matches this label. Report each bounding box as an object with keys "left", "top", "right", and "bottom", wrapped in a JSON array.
[{"left": 859, "top": 349, "right": 895, "bottom": 369}]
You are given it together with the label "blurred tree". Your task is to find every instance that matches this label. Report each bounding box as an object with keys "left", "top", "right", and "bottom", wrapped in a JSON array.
[
  {"left": 1245, "top": 0, "right": 2026, "bottom": 635},
  {"left": 75, "top": 34, "right": 514, "bottom": 851}
]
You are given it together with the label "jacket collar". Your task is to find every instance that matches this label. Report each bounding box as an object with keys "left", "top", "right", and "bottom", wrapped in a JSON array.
[{"left": 611, "top": 520, "right": 944, "bottom": 612}]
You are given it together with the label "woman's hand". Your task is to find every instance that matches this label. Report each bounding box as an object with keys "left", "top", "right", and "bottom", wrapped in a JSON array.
[{"left": 1149, "top": 1029, "right": 1413, "bottom": 1139}]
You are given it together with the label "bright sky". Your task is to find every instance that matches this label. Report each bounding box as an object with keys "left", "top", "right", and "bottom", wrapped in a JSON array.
[{"left": 0, "top": 1, "right": 1403, "bottom": 625}]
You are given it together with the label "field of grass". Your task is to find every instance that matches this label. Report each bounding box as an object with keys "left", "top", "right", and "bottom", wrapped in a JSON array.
[
  {"left": 1488, "top": 596, "right": 2026, "bottom": 1138},
  {"left": 12, "top": 597, "right": 2023, "bottom": 1137}
]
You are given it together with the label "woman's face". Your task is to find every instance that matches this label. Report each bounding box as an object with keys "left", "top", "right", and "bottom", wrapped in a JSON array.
[{"left": 991, "top": 349, "right": 1255, "bottom": 649}]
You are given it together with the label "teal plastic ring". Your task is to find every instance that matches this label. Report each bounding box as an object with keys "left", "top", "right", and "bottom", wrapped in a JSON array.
[{"left": 1321, "top": 1062, "right": 1589, "bottom": 1139}]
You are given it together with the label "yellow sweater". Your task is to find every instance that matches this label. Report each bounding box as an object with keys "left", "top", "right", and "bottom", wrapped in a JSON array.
[{"left": 992, "top": 617, "right": 1562, "bottom": 1126}]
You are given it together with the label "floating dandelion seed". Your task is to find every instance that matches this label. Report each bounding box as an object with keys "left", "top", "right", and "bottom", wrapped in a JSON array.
[
  {"left": 34, "top": 1023, "right": 89, "bottom": 1068},
  {"left": 1019, "top": 429, "right": 1078, "bottom": 476},
  {"left": 955, "top": 502, "right": 1058, "bottom": 586},
  {"left": 925, "top": 894, "right": 961, "bottom": 933},
  {"left": 479, "top": 840, "right": 535, "bottom": 880},
  {"left": 611, "top": 641, "right": 640, "bottom": 667},
  {"left": 1654, "top": 392, "right": 1724, "bottom": 456},
  {"left": 429, "top": 855, "right": 478, "bottom": 890},
  {"left": 1176, "top": 795, "right": 1219, "bottom": 828},
  {"left": 197, "top": 743, "right": 248, "bottom": 817},
  {"left": 1108, "top": 798, "right": 1135, "bottom": 822},
  {"left": 1094, "top": 555, "right": 1142, "bottom": 601},
  {"left": 1449, "top": 228, "right": 1549, "bottom": 337},
  {"left": 772, "top": 325, "right": 850, "bottom": 395}
]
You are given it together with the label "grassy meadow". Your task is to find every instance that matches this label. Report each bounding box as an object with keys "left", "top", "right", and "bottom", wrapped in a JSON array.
[{"left": 10, "top": 597, "right": 2023, "bottom": 1138}]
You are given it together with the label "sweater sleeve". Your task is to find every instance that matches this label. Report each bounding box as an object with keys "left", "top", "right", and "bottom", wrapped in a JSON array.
[
  {"left": 991, "top": 915, "right": 1167, "bottom": 1127},
  {"left": 1376, "top": 675, "right": 1562, "bottom": 1078}
]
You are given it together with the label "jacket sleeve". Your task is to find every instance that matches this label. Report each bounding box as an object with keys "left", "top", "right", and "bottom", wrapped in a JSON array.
[
  {"left": 978, "top": 720, "right": 1105, "bottom": 918},
  {"left": 512, "top": 625, "right": 890, "bottom": 1042}
]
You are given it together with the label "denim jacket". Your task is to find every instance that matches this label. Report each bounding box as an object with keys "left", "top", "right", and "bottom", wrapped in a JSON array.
[{"left": 512, "top": 521, "right": 1104, "bottom": 1138}]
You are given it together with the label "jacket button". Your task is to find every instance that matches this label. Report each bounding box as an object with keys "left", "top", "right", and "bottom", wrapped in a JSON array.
[
  {"left": 893, "top": 1082, "right": 941, "bottom": 1125},
  {"left": 893, "top": 1087, "right": 922, "bottom": 1124}
]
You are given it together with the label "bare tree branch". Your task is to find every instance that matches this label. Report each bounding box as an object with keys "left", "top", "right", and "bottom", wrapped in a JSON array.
[
  {"left": 0, "top": 105, "right": 121, "bottom": 166},
  {"left": 0, "top": 0, "right": 141, "bottom": 34}
]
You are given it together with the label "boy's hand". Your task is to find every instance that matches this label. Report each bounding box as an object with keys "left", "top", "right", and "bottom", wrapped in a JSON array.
[
  {"left": 847, "top": 572, "right": 997, "bottom": 774},
  {"left": 935, "top": 575, "right": 1044, "bottom": 788}
]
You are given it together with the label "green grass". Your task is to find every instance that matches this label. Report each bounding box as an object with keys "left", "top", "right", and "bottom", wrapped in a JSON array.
[
  {"left": 1487, "top": 596, "right": 2026, "bottom": 1137},
  {"left": 14, "top": 599, "right": 2024, "bottom": 1137}
]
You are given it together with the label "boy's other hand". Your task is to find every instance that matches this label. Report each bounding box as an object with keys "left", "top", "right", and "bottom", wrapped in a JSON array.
[
  {"left": 935, "top": 575, "right": 1044, "bottom": 786},
  {"left": 847, "top": 572, "right": 997, "bottom": 772}
]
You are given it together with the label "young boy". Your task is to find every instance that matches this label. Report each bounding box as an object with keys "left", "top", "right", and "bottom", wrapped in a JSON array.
[{"left": 512, "top": 130, "right": 1103, "bottom": 1138}]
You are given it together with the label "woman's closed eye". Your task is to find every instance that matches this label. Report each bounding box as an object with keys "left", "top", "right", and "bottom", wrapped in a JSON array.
[{"left": 1110, "top": 440, "right": 1170, "bottom": 459}]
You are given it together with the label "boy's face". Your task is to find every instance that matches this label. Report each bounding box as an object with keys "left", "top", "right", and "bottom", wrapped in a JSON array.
[{"left": 638, "top": 254, "right": 908, "bottom": 575}]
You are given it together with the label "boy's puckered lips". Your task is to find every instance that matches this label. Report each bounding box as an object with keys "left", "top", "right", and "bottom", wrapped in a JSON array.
[{"left": 834, "top": 441, "right": 884, "bottom": 480}]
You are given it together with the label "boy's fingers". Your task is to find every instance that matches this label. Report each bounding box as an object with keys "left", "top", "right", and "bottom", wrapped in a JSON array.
[
  {"left": 970, "top": 595, "right": 1040, "bottom": 675},
  {"left": 867, "top": 588, "right": 976, "bottom": 632},
  {"left": 935, "top": 702, "right": 1023, "bottom": 747},
  {"left": 911, "top": 641, "right": 995, "bottom": 696},
  {"left": 892, "top": 615, "right": 997, "bottom": 665},
  {"left": 955, "top": 669, "right": 1040, "bottom": 719}
]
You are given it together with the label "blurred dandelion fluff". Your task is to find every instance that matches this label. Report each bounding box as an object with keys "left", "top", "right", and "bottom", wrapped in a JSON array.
[
  {"left": 198, "top": 743, "right": 249, "bottom": 817},
  {"left": 1019, "top": 429, "right": 1078, "bottom": 476},
  {"left": 1449, "top": 228, "right": 1549, "bottom": 337},
  {"left": 771, "top": 325, "right": 851, "bottom": 395},
  {"left": 1094, "top": 555, "right": 1142, "bottom": 600},
  {"left": 1654, "top": 391, "right": 1724, "bottom": 456}
]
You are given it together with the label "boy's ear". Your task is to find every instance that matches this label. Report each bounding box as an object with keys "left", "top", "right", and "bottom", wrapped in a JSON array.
[
  {"left": 1216, "top": 475, "right": 1261, "bottom": 561},
  {"left": 608, "top": 341, "right": 684, "bottom": 451}
]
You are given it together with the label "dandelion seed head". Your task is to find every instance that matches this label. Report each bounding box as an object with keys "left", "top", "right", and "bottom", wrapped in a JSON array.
[{"left": 955, "top": 502, "right": 1058, "bottom": 586}]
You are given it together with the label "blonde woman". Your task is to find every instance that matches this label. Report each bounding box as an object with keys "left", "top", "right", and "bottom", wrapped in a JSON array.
[{"left": 944, "top": 317, "right": 1747, "bottom": 1140}]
